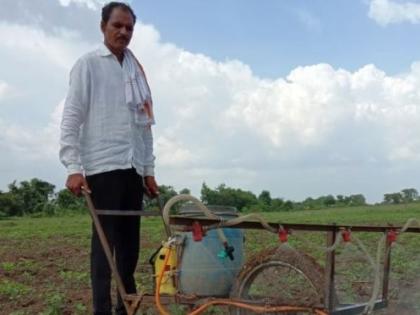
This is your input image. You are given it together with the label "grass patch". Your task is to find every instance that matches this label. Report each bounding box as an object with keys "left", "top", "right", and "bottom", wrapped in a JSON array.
[
  {"left": 59, "top": 270, "right": 90, "bottom": 287},
  {"left": 0, "top": 279, "right": 32, "bottom": 300},
  {"left": 1, "top": 262, "right": 17, "bottom": 272},
  {"left": 1, "top": 203, "right": 420, "bottom": 313},
  {"left": 41, "top": 292, "right": 66, "bottom": 315}
]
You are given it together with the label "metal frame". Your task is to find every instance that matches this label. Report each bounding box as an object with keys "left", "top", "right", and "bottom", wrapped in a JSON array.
[
  {"left": 169, "top": 216, "right": 420, "bottom": 314},
  {"left": 84, "top": 192, "right": 157, "bottom": 314},
  {"left": 83, "top": 190, "right": 420, "bottom": 315}
]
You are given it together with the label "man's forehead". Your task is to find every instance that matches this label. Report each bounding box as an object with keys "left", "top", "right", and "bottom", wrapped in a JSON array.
[{"left": 108, "top": 7, "right": 134, "bottom": 24}]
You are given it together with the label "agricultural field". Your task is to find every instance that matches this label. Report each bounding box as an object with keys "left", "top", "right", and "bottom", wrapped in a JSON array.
[{"left": 1, "top": 203, "right": 420, "bottom": 314}]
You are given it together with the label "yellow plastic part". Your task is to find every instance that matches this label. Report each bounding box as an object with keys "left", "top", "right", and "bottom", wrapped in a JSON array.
[{"left": 154, "top": 245, "right": 177, "bottom": 295}]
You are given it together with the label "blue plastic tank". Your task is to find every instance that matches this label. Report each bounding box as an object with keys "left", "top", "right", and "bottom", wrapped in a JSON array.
[{"left": 177, "top": 204, "right": 244, "bottom": 297}]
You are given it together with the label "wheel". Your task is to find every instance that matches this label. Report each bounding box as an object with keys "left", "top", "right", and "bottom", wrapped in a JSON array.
[{"left": 230, "top": 246, "right": 325, "bottom": 314}]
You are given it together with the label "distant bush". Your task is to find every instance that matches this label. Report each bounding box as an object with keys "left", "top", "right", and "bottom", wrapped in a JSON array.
[{"left": 0, "top": 178, "right": 418, "bottom": 217}]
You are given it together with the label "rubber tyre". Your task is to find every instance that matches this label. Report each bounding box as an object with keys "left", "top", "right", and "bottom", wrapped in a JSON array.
[{"left": 229, "top": 246, "right": 326, "bottom": 315}]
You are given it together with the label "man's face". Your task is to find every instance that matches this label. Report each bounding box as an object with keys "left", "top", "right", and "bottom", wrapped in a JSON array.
[{"left": 101, "top": 7, "right": 134, "bottom": 54}]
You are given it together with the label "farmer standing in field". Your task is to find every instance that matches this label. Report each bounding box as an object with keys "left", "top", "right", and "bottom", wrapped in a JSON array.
[{"left": 59, "top": 2, "right": 158, "bottom": 314}]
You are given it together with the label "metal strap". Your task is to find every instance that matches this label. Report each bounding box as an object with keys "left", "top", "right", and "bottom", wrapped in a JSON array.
[{"left": 95, "top": 210, "right": 161, "bottom": 216}]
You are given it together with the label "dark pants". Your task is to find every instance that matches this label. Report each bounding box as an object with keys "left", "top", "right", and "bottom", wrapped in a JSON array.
[{"left": 86, "top": 168, "right": 143, "bottom": 315}]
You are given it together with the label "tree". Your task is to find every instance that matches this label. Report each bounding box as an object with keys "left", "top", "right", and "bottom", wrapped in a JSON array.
[
  {"left": 179, "top": 188, "right": 191, "bottom": 195},
  {"left": 56, "top": 189, "right": 85, "bottom": 212},
  {"left": 348, "top": 194, "right": 366, "bottom": 206},
  {"left": 302, "top": 197, "right": 316, "bottom": 209},
  {"left": 258, "top": 190, "right": 272, "bottom": 206},
  {"left": 336, "top": 195, "right": 345, "bottom": 205},
  {"left": 0, "top": 192, "right": 20, "bottom": 216},
  {"left": 144, "top": 185, "right": 178, "bottom": 211},
  {"left": 383, "top": 193, "right": 403, "bottom": 204},
  {"left": 271, "top": 198, "right": 284, "bottom": 207},
  {"left": 200, "top": 183, "right": 257, "bottom": 212},
  {"left": 383, "top": 194, "right": 392, "bottom": 204},
  {"left": 271, "top": 198, "right": 284, "bottom": 211},
  {"left": 324, "top": 195, "right": 336, "bottom": 207},
  {"left": 29, "top": 178, "right": 55, "bottom": 200},
  {"left": 4, "top": 178, "right": 55, "bottom": 216},
  {"left": 401, "top": 188, "right": 418, "bottom": 202},
  {"left": 158, "top": 185, "right": 178, "bottom": 203},
  {"left": 283, "top": 200, "right": 294, "bottom": 211}
]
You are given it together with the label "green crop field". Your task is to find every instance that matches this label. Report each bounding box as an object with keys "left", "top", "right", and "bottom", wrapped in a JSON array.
[{"left": 1, "top": 203, "right": 420, "bottom": 314}]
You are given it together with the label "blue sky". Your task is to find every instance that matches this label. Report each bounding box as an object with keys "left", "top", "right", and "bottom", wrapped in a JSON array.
[
  {"left": 1, "top": 0, "right": 420, "bottom": 203},
  {"left": 135, "top": 0, "right": 420, "bottom": 78}
]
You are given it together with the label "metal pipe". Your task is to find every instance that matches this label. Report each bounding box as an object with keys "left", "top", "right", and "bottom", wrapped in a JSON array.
[
  {"left": 169, "top": 216, "right": 420, "bottom": 233},
  {"left": 325, "top": 227, "right": 337, "bottom": 312},
  {"left": 382, "top": 232, "right": 392, "bottom": 301},
  {"left": 83, "top": 190, "right": 130, "bottom": 313}
]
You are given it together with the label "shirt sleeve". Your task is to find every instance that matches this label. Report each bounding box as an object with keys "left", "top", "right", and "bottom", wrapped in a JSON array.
[
  {"left": 142, "top": 125, "right": 155, "bottom": 176},
  {"left": 59, "top": 58, "right": 90, "bottom": 175}
]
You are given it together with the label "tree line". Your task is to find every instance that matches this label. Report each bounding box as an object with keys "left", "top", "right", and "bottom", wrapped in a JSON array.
[
  {"left": 200, "top": 183, "right": 368, "bottom": 212},
  {"left": 0, "top": 178, "right": 418, "bottom": 218}
]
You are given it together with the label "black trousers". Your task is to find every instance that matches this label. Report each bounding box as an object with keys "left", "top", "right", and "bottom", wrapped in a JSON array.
[{"left": 86, "top": 168, "right": 143, "bottom": 315}]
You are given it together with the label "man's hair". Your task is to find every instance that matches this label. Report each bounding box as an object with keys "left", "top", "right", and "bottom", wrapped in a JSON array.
[{"left": 102, "top": 2, "right": 137, "bottom": 24}]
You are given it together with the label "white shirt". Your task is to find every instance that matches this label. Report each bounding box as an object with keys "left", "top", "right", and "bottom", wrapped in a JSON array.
[{"left": 59, "top": 44, "right": 155, "bottom": 177}]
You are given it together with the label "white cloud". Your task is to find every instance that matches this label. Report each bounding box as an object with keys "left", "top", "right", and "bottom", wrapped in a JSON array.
[
  {"left": 0, "top": 81, "right": 11, "bottom": 100},
  {"left": 0, "top": 22, "right": 92, "bottom": 70},
  {"left": 156, "top": 136, "right": 196, "bottom": 167},
  {"left": 3, "top": 20, "right": 420, "bottom": 171},
  {"left": 1, "top": 1, "right": 420, "bottom": 201},
  {"left": 368, "top": 0, "right": 420, "bottom": 26},
  {"left": 226, "top": 63, "right": 420, "bottom": 162},
  {"left": 58, "top": 0, "right": 111, "bottom": 10},
  {"left": 0, "top": 101, "right": 63, "bottom": 160},
  {"left": 127, "top": 23, "right": 420, "bottom": 172}
]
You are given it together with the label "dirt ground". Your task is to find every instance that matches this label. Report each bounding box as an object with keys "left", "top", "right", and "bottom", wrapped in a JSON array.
[
  {"left": 1, "top": 228, "right": 420, "bottom": 314},
  {"left": 0, "top": 236, "right": 92, "bottom": 314}
]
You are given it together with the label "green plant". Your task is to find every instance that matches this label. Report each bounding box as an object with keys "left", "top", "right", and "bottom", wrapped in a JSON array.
[
  {"left": 74, "top": 302, "right": 87, "bottom": 314},
  {"left": 59, "top": 270, "right": 89, "bottom": 286},
  {"left": 0, "top": 279, "right": 31, "bottom": 300},
  {"left": 42, "top": 292, "right": 66, "bottom": 315},
  {"left": 1, "top": 261, "right": 16, "bottom": 272}
]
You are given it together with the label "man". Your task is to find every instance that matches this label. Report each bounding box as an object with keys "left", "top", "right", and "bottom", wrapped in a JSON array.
[{"left": 59, "top": 2, "right": 158, "bottom": 314}]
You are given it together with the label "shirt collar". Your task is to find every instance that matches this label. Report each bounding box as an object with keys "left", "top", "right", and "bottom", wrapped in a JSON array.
[
  {"left": 97, "top": 43, "right": 113, "bottom": 57},
  {"left": 97, "top": 43, "right": 130, "bottom": 59}
]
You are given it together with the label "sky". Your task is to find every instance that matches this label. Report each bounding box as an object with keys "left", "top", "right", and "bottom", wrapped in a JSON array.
[{"left": 1, "top": 0, "right": 420, "bottom": 203}]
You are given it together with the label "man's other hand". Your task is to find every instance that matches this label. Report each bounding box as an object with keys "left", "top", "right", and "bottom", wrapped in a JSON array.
[
  {"left": 66, "top": 173, "right": 91, "bottom": 196},
  {"left": 144, "top": 176, "right": 159, "bottom": 198}
]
